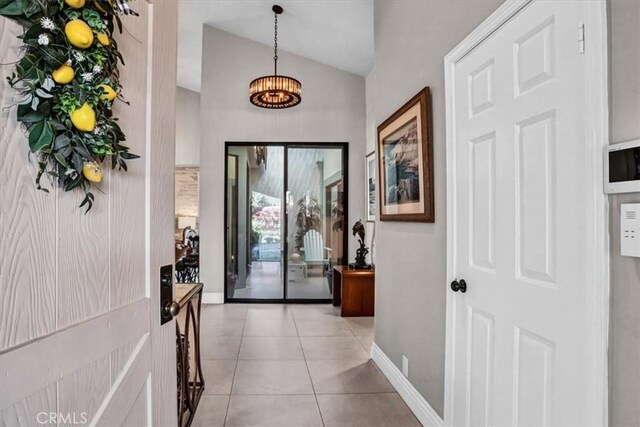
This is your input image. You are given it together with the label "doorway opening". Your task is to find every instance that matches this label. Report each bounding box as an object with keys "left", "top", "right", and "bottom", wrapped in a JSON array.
[{"left": 224, "top": 142, "right": 348, "bottom": 303}]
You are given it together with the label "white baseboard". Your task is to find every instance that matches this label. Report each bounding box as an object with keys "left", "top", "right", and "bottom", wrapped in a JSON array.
[
  {"left": 202, "top": 292, "right": 224, "bottom": 304},
  {"left": 371, "top": 342, "right": 444, "bottom": 427}
]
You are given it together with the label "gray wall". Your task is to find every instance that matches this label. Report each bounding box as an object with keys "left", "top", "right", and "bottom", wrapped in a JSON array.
[
  {"left": 367, "top": 0, "right": 503, "bottom": 416},
  {"left": 176, "top": 86, "right": 201, "bottom": 166},
  {"left": 199, "top": 27, "right": 366, "bottom": 294},
  {"left": 608, "top": 1, "right": 640, "bottom": 426}
]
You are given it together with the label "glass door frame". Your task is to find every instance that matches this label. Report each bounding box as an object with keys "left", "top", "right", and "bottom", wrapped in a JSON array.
[{"left": 223, "top": 141, "right": 349, "bottom": 304}]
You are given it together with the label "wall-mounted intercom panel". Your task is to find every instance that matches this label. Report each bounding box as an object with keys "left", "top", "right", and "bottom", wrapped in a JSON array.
[
  {"left": 621, "top": 204, "right": 640, "bottom": 257},
  {"left": 605, "top": 139, "right": 640, "bottom": 194}
]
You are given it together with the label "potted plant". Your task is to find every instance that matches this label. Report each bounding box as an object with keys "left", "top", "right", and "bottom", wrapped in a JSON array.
[{"left": 294, "top": 196, "right": 322, "bottom": 251}]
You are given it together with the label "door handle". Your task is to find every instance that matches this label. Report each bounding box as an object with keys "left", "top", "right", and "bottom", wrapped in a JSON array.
[
  {"left": 163, "top": 301, "right": 181, "bottom": 318},
  {"left": 450, "top": 279, "right": 467, "bottom": 293}
]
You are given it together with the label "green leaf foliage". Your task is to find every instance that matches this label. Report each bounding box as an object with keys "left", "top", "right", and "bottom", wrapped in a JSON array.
[
  {"left": 28, "top": 119, "right": 54, "bottom": 152},
  {"left": 2, "top": 0, "right": 139, "bottom": 211}
]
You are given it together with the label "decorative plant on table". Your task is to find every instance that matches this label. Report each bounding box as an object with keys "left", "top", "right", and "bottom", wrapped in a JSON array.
[
  {"left": 294, "top": 196, "right": 321, "bottom": 251},
  {"left": 0, "top": 0, "right": 139, "bottom": 212}
]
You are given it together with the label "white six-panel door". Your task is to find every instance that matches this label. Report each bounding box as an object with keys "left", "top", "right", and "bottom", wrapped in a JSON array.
[
  {"left": 445, "top": 1, "right": 608, "bottom": 426},
  {"left": 0, "top": 2, "right": 178, "bottom": 426}
]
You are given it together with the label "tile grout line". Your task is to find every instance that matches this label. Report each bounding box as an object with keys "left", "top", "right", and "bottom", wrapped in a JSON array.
[
  {"left": 355, "top": 335, "right": 372, "bottom": 354},
  {"left": 343, "top": 318, "right": 375, "bottom": 354},
  {"left": 222, "top": 307, "right": 248, "bottom": 427},
  {"left": 291, "top": 306, "right": 326, "bottom": 427}
]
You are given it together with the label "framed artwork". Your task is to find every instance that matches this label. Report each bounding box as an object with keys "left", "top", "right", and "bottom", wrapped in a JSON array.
[
  {"left": 377, "top": 87, "right": 434, "bottom": 222},
  {"left": 365, "top": 151, "right": 376, "bottom": 222}
]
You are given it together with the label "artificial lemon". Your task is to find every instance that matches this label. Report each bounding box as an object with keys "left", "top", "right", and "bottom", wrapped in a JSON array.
[
  {"left": 65, "top": 20, "right": 94, "bottom": 49},
  {"left": 96, "top": 32, "right": 110, "bottom": 46},
  {"left": 65, "top": 0, "right": 86, "bottom": 8},
  {"left": 70, "top": 103, "right": 96, "bottom": 132},
  {"left": 52, "top": 64, "right": 75, "bottom": 84},
  {"left": 82, "top": 162, "right": 103, "bottom": 183},
  {"left": 100, "top": 84, "right": 117, "bottom": 101}
]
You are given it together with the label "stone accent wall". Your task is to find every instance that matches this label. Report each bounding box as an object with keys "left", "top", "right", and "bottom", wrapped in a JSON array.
[{"left": 175, "top": 167, "right": 199, "bottom": 218}]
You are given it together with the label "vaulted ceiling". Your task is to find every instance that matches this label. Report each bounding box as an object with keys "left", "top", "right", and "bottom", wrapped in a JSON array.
[{"left": 178, "top": 0, "right": 374, "bottom": 93}]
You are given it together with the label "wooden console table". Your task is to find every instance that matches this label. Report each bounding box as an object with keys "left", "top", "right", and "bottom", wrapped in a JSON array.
[
  {"left": 175, "top": 283, "right": 205, "bottom": 426},
  {"left": 332, "top": 266, "right": 375, "bottom": 317}
]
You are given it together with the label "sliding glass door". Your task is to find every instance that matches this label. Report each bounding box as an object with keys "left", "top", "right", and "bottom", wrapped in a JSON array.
[
  {"left": 286, "top": 147, "right": 344, "bottom": 300},
  {"left": 225, "top": 143, "right": 347, "bottom": 302},
  {"left": 226, "top": 146, "right": 284, "bottom": 299}
]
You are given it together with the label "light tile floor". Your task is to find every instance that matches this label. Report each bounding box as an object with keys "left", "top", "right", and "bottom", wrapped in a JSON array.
[
  {"left": 192, "top": 303, "right": 420, "bottom": 427},
  {"left": 232, "top": 262, "right": 333, "bottom": 299}
]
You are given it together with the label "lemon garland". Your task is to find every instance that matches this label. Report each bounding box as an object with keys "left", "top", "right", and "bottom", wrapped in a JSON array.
[{"left": 1, "top": 0, "right": 138, "bottom": 212}]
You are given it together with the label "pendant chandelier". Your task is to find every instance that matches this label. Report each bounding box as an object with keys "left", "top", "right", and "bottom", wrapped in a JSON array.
[{"left": 249, "top": 5, "right": 302, "bottom": 109}]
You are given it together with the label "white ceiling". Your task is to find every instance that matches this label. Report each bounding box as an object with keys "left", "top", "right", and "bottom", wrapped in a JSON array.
[{"left": 177, "top": 0, "right": 374, "bottom": 93}]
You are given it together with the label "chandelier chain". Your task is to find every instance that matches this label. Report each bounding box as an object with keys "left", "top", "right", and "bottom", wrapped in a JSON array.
[{"left": 274, "top": 10, "right": 278, "bottom": 75}]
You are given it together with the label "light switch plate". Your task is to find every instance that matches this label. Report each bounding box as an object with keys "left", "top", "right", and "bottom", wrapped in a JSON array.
[{"left": 621, "top": 204, "right": 640, "bottom": 257}]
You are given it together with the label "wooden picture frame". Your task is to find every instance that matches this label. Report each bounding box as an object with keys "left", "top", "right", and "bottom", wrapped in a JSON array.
[
  {"left": 365, "top": 151, "right": 376, "bottom": 222},
  {"left": 377, "top": 87, "right": 434, "bottom": 222}
]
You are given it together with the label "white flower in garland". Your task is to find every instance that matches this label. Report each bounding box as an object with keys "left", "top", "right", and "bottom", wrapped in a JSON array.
[
  {"left": 42, "top": 77, "right": 55, "bottom": 91},
  {"left": 66, "top": 59, "right": 72, "bottom": 66},
  {"left": 73, "top": 51, "right": 86, "bottom": 62},
  {"left": 37, "top": 34, "right": 49, "bottom": 46},
  {"left": 65, "top": 168, "right": 78, "bottom": 179},
  {"left": 92, "top": 65, "right": 103, "bottom": 73},
  {"left": 40, "top": 17, "right": 55, "bottom": 30},
  {"left": 81, "top": 72, "right": 94, "bottom": 82},
  {"left": 31, "top": 96, "right": 40, "bottom": 111}
]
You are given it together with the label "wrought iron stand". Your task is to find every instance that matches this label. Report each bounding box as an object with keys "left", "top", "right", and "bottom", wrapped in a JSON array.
[{"left": 175, "top": 283, "right": 205, "bottom": 426}]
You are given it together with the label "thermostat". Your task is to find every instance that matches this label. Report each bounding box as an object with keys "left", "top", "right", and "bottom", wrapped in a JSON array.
[{"left": 621, "top": 204, "right": 640, "bottom": 257}]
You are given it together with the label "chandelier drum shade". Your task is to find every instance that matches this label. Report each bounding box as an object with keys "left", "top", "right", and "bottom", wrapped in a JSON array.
[
  {"left": 249, "top": 5, "right": 302, "bottom": 109},
  {"left": 250, "top": 75, "right": 301, "bottom": 109}
]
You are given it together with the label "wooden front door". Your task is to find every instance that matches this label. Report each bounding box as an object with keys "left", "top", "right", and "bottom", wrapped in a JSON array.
[{"left": 0, "top": 2, "right": 178, "bottom": 425}]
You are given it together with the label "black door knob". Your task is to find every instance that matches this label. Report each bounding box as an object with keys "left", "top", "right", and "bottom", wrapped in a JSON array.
[{"left": 451, "top": 279, "right": 467, "bottom": 293}]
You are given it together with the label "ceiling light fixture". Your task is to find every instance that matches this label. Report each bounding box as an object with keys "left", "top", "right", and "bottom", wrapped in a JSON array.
[{"left": 249, "top": 5, "right": 302, "bottom": 109}]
